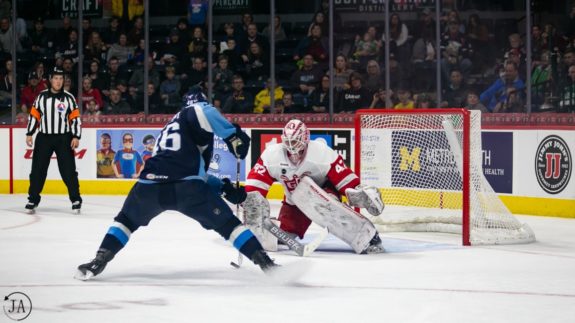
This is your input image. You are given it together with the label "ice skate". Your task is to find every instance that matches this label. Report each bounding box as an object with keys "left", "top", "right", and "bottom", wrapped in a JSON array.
[
  {"left": 362, "top": 234, "right": 385, "bottom": 254},
  {"left": 72, "top": 201, "right": 82, "bottom": 214},
  {"left": 25, "top": 202, "right": 37, "bottom": 214},
  {"left": 251, "top": 249, "right": 278, "bottom": 272},
  {"left": 75, "top": 249, "right": 114, "bottom": 281}
]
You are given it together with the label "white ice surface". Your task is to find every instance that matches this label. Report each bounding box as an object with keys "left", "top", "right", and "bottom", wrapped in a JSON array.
[{"left": 1, "top": 194, "right": 574, "bottom": 323}]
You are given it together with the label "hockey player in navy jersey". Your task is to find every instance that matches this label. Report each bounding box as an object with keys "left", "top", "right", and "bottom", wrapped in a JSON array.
[{"left": 75, "top": 87, "right": 277, "bottom": 280}]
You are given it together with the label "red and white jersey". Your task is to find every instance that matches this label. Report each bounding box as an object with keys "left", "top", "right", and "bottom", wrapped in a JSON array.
[{"left": 245, "top": 140, "right": 359, "bottom": 205}]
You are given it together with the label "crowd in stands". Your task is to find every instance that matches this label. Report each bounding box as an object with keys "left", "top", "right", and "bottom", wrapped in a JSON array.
[{"left": 2, "top": 1, "right": 575, "bottom": 120}]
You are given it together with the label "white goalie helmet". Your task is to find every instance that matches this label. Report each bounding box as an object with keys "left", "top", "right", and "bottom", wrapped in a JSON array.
[{"left": 281, "top": 119, "right": 310, "bottom": 163}]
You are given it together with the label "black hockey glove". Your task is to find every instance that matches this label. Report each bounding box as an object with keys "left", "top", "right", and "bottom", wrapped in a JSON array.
[
  {"left": 221, "top": 178, "right": 247, "bottom": 204},
  {"left": 224, "top": 123, "right": 250, "bottom": 160}
]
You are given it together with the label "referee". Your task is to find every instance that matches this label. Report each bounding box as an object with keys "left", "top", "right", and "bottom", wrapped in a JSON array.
[{"left": 25, "top": 67, "right": 83, "bottom": 214}]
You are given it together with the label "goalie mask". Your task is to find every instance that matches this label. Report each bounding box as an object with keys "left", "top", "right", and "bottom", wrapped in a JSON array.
[{"left": 281, "top": 119, "right": 310, "bottom": 164}]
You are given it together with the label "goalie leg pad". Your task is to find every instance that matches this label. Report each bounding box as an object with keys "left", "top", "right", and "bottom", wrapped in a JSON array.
[
  {"left": 242, "top": 192, "right": 278, "bottom": 252},
  {"left": 292, "top": 177, "right": 378, "bottom": 254}
]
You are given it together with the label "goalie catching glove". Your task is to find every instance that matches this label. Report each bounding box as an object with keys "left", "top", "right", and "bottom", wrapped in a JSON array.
[
  {"left": 345, "top": 185, "right": 385, "bottom": 216},
  {"left": 224, "top": 123, "right": 250, "bottom": 159}
]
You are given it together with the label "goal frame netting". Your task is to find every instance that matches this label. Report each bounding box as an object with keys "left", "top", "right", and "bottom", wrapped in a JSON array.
[{"left": 354, "top": 108, "right": 535, "bottom": 246}]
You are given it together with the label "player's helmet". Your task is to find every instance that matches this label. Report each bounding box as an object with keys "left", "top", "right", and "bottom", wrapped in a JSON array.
[
  {"left": 281, "top": 119, "right": 310, "bottom": 163},
  {"left": 184, "top": 85, "right": 207, "bottom": 106}
]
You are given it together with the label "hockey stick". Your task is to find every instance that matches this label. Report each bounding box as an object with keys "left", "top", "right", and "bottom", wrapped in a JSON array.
[
  {"left": 262, "top": 219, "right": 328, "bottom": 257},
  {"left": 230, "top": 157, "right": 244, "bottom": 269}
]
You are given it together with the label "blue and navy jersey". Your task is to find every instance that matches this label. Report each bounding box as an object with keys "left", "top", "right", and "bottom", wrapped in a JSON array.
[{"left": 139, "top": 102, "right": 236, "bottom": 183}]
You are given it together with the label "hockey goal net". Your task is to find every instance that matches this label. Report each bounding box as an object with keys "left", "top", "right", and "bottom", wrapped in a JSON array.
[{"left": 355, "top": 109, "right": 535, "bottom": 245}]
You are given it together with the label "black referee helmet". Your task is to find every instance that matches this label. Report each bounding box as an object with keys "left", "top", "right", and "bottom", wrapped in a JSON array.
[{"left": 50, "top": 67, "right": 64, "bottom": 78}]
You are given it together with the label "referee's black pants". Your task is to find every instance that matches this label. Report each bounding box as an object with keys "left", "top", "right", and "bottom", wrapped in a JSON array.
[{"left": 28, "top": 133, "right": 82, "bottom": 205}]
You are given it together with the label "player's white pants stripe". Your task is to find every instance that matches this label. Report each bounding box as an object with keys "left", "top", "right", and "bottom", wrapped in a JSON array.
[{"left": 229, "top": 225, "right": 254, "bottom": 250}]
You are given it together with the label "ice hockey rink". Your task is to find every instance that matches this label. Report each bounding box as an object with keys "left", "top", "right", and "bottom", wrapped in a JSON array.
[{"left": 1, "top": 194, "right": 574, "bottom": 323}]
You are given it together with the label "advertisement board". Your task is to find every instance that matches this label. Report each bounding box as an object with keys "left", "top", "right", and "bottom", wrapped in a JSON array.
[{"left": 482, "top": 131, "right": 513, "bottom": 194}]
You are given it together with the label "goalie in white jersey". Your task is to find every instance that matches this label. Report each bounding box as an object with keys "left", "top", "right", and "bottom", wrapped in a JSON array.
[{"left": 245, "top": 119, "right": 385, "bottom": 254}]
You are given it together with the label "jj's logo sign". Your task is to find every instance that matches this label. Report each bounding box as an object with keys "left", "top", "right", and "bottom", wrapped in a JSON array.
[{"left": 544, "top": 153, "right": 562, "bottom": 179}]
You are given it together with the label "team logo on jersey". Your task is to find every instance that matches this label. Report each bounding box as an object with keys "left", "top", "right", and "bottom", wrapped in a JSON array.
[
  {"left": 57, "top": 102, "right": 66, "bottom": 113},
  {"left": 535, "top": 135, "right": 572, "bottom": 194},
  {"left": 123, "top": 153, "right": 134, "bottom": 160}
]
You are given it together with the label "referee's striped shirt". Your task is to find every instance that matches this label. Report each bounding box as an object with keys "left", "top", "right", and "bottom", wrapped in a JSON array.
[{"left": 26, "top": 89, "right": 82, "bottom": 138}]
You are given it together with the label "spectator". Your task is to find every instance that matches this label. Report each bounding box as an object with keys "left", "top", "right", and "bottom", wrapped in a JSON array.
[
  {"left": 480, "top": 62, "right": 525, "bottom": 112},
  {"left": 20, "top": 71, "right": 46, "bottom": 114},
  {"left": 104, "top": 88, "right": 132, "bottom": 114},
  {"left": 131, "top": 38, "right": 147, "bottom": 65},
  {"left": 84, "top": 31, "right": 107, "bottom": 62},
  {"left": 411, "top": 28, "right": 436, "bottom": 91},
  {"left": 239, "top": 23, "right": 269, "bottom": 56},
  {"left": 338, "top": 72, "right": 371, "bottom": 113},
  {"left": 531, "top": 50, "right": 552, "bottom": 108},
  {"left": 188, "top": 26, "right": 208, "bottom": 59},
  {"left": 440, "top": 21, "right": 473, "bottom": 82},
  {"left": 126, "top": 15, "right": 144, "bottom": 46},
  {"left": 414, "top": 93, "right": 434, "bottom": 109},
  {"left": 188, "top": 0, "right": 208, "bottom": 30},
  {"left": 354, "top": 32, "right": 379, "bottom": 69},
  {"left": 85, "top": 99, "right": 101, "bottom": 116},
  {"left": 81, "top": 76, "right": 104, "bottom": 112},
  {"left": 213, "top": 55, "right": 234, "bottom": 101},
  {"left": 493, "top": 88, "right": 524, "bottom": 113},
  {"left": 0, "top": 58, "right": 13, "bottom": 103},
  {"left": 413, "top": 7, "right": 436, "bottom": 41},
  {"left": 238, "top": 12, "right": 254, "bottom": 38},
  {"left": 62, "top": 57, "right": 76, "bottom": 85},
  {"left": 332, "top": 54, "right": 353, "bottom": 91},
  {"left": 559, "top": 65, "right": 575, "bottom": 112},
  {"left": 309, "top": 75, "right": 330, "bottom": 113},
  {"left": 442, "top": 9, "right": 465, "bottom": 34},
  {"left": 222, "top": 75, "right": 253, "bottom": 113},
  {"left": 364, "top": 60, "right": 384, "bottom": 93},
  {"left": 369, "top": 88, "right": 394, "bottom": 109},
  {"left": 63, "top": 74, "right": 76, "bottom": 96},
  {"left": 294, "top": 24, "right": 328, "bottom": 63},
  {"left": 253, "top": 78, "right": 284, "bottom": 113},
  {"left": 307, "top": 11, "right": 328, "bottom": 36},
  {"left": 557, "top": 49, "right": 575, "bottom": 84},
  {"left": 0, "top": 17, "right": 23, "bottom": 54},
  {"left": 82, "top": 17, "right": 95, "bottom": 45},
  {"left": 394, "top": 88, "right": 415, "bottom": 109},
  {"left": 29, "top": 17, "right": 51, "bottom": 57},
  {"left": 181, "top": 56, "right": 206, "bottom": 93},
  {"left": 262, "top": 15, "right": 287, "bottom": 42},
  {"left": 465, "top": 90, "right": 489, "bottom": 113},
  {"left": 159, "top": 66, "right": 182, "bottom": 110},
  {"left": 221, "top": 38, "right": 242, "bottom": 71},
  {"left": 117, "top": 79, "right": 136, "bottom": 108},
  {"left": 290, "top": 54, "right": 323, "bottom": 104},
  {"left": 441, "top": 69, "right": 467, "bottom": 108},
  {"left": 243, "top": 42, "right": 269, "bottom": 83},
  {"left": 284, "top": 92, "right": 307, "bottom": 113},
  {"left": 112, "top": 0, "right": 144, "bottom": 32},
  {"left": 161, "top": 29, "right": 188, "bottom": 68},
  {"left": 32, "top": 61, "right": 48, "bottom": 89},
  {"left": 221, "top": 22, "right": 239, "bottom": 44},
  {"left": 129, "top": 55, "right": 160, "bottom": 94},
  {"left": 56, "top": 29, "right": 79, "bottom": 63},
  {"left": 466, "top": 14, "right": 489, "bottom": 67},
  {"left": 54, "top": 16, "right": 73, "bottom": 49},
  {"left": 382, "top": 13, "right": 409, "bottom": 63},
  {"left": 565, "top": 4, "right": 575, "bottom": 40},
  {"left": 101, "top": 57, "right": 125, "bottom": 98},
  {"left": 86, "top": 59, "right": 107, "bottom": 92},
  {"left": 175, "top": 17, "right": 191, "bottom": 45},
  {"left": 107, "top": 33, "right": 134, "bottom": 65},
  {"left": 147, "top": 81, "right": 163, "bottom": 114},
  {"left": 102, "top": 16, "right": 122, "bottom": 48}
]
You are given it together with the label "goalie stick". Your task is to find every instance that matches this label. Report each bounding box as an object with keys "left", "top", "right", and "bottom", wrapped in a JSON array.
[{"left": 262, "top": 219, "right": 328, "bottom": 257}]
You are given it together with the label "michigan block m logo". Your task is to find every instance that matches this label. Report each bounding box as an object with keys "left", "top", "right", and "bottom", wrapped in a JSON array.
[{"left": 399, "top": 146, "right": 421, "bottom": 171}]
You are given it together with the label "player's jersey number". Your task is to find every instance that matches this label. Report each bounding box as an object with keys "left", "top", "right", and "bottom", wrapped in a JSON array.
[{"left": 154, "top": 122, "right": 181, "bottom": 155}]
